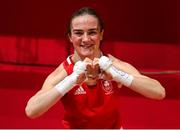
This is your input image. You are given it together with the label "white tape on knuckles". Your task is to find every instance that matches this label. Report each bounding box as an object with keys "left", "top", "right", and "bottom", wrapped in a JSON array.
[
  {"left": 99, "top": 56, "right": 112, "bottom": 70},
  {"left": 73, "top": 61, "right": 87, "bottom": 75},
  {"left": 55, "top": 61, "right": 87, "bottom": 96}
]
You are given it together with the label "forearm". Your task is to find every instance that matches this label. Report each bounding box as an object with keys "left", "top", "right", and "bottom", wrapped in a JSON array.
[
  {"left": 130, "top": 75, "right": 165, "bottom": 100},
  {"left": 25, "top": 88, "right": 62, "bottom": 119},
  {"left": 99, "top": 56, "right": 165, "bottom": 100},
  {"left": 25, "top": 60, "right": 87, "bottom": 118},
  {"left": 111, "top": 63, "right": 165, "bottom": 99},
  {"left": 109, "top": 65, "right": 165, "bottom": 100},
  {"left": 25, "top": 72, "right": 78, "bottom": 118}
]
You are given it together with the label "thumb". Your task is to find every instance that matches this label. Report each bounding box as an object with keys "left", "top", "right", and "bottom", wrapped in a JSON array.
[{"left": 76, "top": 73, "right": 86, "bottom": 84}]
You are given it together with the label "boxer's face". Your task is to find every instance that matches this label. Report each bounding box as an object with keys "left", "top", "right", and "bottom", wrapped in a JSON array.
[{"left": 69, "top": 14, "right": 103, "bottom": 59}]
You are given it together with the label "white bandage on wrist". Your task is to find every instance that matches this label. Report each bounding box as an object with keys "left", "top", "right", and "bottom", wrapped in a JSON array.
[
  {"left": 55, "top": 61, "right": 87, "bottom": 96},
  {"left": 108, "top": 66, "right": 134, "bottom": 87},
  {"left": 99, "top": 56, "right": 134, "bottom": 87},
  {"left": 54, "top": 73, "right": 78, "bottom": 96}
]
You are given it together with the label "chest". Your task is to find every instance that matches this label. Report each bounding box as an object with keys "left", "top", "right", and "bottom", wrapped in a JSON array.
[{"left": 64, "top": 80, "right": 119, "bottom": 109}]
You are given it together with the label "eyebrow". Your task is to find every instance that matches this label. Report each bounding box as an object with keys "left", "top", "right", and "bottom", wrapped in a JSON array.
[
  {"left": 72, "top": 28, "right": 99, "bottom": 32},
  {"left": 89, "top": 28, "right": 99, "bottom": 31},
  {"left": 72, "top": 29, "right": 83, "bottom": 32}
]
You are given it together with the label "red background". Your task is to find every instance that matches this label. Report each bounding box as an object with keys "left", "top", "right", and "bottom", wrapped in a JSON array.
[
  {"left": 0, "top": 0, "right": 180, "bottom": 42},
  {"left": 0, "top": 0, "right": 180, "bottom": 129}
]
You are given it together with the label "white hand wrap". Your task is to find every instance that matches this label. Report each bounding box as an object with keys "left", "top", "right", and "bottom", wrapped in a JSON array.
[
  {"left": 98, "top": 56, "right": 112, "bottom": 70},
  {"left": 73, "top": 60, "right": 87, "bottom": 75},
  {"left": 99, "top": 56, "right": 134, "bottom": 87},
  {"left": 55, "top": 61, "right": 87, "bottom": 96}
]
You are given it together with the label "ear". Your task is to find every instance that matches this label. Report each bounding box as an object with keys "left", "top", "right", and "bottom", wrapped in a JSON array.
[
  {"left": 100, "top": 29, "right": 104, "bottom": 41},
  {"left": 68, "top": 34, "right": 73, "bottom": 43}
]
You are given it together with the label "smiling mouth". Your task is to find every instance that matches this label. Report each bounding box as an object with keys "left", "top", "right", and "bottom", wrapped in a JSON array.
[{"left": 80, "top": 44, "right": 94, "bottom": 49}]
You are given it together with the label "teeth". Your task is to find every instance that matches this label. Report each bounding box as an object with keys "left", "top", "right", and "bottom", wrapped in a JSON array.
[{"left": 81, "top": 44, "right": 92, "bottom": 49}]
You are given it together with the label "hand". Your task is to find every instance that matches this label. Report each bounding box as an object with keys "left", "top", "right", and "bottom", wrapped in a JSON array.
[
  {"left": 86, "top": 58, "right": 100, "bottom": 79},
  {"left": 99, "top": 56, "right": 112, "bottom": 71},
  {"left": 73, "top": 60, "right": 87, "bottom": 75},
  {"left": 73, "top": 58, "right": 91, "bottom": 84},
  {"left": 84, "top": 58, "right": 101, "bottom": 86},
  {"left": 74, "top": 58, "right": 100, "bottom": 85}
]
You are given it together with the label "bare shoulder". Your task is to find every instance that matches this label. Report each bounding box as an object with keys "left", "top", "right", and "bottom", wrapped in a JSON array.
[{"left": 107, "top": 54, "right": 140, "bottom": 75}]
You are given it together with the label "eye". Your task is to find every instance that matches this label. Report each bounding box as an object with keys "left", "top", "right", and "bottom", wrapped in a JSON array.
[
  {"left": 73, "top": 31, "right": 83, "bottom": 36},
  {"left": 88, "top": 31, "right": 97, "bottom": 36}
]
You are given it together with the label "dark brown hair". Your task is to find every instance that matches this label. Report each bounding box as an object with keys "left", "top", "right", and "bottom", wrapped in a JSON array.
[{"left": 67, "top": 7, "right": 104, "bottom": 35}]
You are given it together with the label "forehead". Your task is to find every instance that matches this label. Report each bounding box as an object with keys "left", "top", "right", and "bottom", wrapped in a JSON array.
[{"left": 71, "top": 14, "right": 99, "bottom": 30}]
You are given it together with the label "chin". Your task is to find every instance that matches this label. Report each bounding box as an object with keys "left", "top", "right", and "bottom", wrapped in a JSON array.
[
  {"left": 80, "top": 48, "right": 94, "bottom": 54},
  {"left": 80, "top": 52, "right": 94, "bottom": 59}
]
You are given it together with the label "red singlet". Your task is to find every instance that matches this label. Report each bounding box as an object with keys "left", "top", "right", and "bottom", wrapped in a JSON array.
[{"left": 61, "top": 56, "right": 122, "bottom": 129}]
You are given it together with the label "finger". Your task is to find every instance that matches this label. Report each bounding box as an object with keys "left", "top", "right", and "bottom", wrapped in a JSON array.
[
  {"left": 93, "top": 58, "right": 99, "bottom": 66},
  {"left": 86, "top": 65, "right": 95, "bottom": 78},
  {"left": 84, "top": 57, "right": 93, "bottom": 63},
  {"left": 86, "top": 64, "right": 93, "bottom": 72},
  {"left": 76, "top": 73, "right": 86, "bottom": 84},
  {"left": 94, "top": 64, "right": 100, "bottom": 73}
]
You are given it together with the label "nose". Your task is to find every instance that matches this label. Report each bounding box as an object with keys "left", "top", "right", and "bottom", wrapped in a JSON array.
[{"left": 82, "top": 33, "right": 90, "bottom": 42}]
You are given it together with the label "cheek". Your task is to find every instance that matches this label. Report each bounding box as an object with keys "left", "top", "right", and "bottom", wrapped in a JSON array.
[
  {"left": 71, "top": 37, "right": 81, "bottom": 45},
  {"left": 92, "top": 36, "right": 101, "bottom": 46},
  {"left": 93, "top": 35, "right": 102, "bottom": 42}
]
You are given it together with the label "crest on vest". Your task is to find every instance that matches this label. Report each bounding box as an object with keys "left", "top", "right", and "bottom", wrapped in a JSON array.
[{"left": 101, "top": 80, "right": 114, "bottom": 95}]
